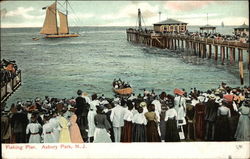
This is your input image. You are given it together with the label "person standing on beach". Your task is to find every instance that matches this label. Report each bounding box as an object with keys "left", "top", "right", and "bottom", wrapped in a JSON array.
[
  {"left": 204, "top": 94, "right": 219, "bottom": 141},
  {"left": 234, "top": 98, "right": 250, "bottom": 141},
  {"left": 121, "top": 100, "right": 134, "bottom": 142},
  {"left": 42, "top": 114, "right": 55, "bottom": 143},
  {"left": 69, "top": 109, "right": 84, "bottom": 143},
  {"left": 132, "top": 106, "right": 147, "bottom": 142},
  {"left": 144, "top": 104, "right": 161, "bottom": 142},
  {"left": 93, "top": 106, "right": 112, "bottom": 143},
  {"left": 75, "top": 89, "right": 90, "bottom": 142},
  {"left": 194, "top": 99, "right": 206, "bottom": 140},
  {"left": 11, "top": 105, "right": 29, "bottom": 143},
  {"left": 26, "top": 115, "right": 42, "bottom": 143},
  {"left": 110, "top": 98, "right": 126, "bottom": 142},
  {"left": 58, "top": 110, "right": 71, "bottom": 143},
  {"left": 87, "top": 94, "right": 98, "bottom": 143},
  {"left": 49, "top": 111, "right": 60, "bottom": 142},
  {"left": 164, "top": 102, "right": 180, "bottom": 142},
  {"left": 174, "top": 89, "right": 187, "bottom": 140},
  {"left": 214, "top": 100, "right": 231, "bottom": 141}
]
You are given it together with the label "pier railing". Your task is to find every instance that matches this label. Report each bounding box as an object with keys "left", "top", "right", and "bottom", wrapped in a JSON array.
[
  {"left": 1, "top": 71, "right": 22, "bottom": 106},
  {"left": 126, "top": 29, "right": 249, "bottom": 85},
  {"left": 127, "top": 30, "right": 249, "bottom": 49}
]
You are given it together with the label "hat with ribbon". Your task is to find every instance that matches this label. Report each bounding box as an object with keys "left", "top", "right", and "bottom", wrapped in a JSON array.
[{"left": 174, "top": 88, "right": 184, "bottom": 96}]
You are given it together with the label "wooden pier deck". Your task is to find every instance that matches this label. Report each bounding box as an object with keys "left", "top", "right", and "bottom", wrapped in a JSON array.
[
  {"left": 127, "top": 29, "right": 249, "bottom": 84},
  {"left": 1, "top": 71, "right": 22, "bottom": 106}
]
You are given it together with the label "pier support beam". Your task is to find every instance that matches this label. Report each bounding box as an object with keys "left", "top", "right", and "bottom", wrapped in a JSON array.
[
  {"left": 215, "top": 45, "right": 218, "bottom": 61},
  {"left": 208, "top": 44, "right": 212, "bottom": 59},
  {"left": 221, "top": 46, "right": 225, "bottom": 65}
]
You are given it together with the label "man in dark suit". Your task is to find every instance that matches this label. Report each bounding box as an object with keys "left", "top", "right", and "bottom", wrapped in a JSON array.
[
  {"left": 75, "top": 89, "right": 90, "bottom": 142},
  {"left": 11, "top": 105, "right": 29, "bottom": 143}
]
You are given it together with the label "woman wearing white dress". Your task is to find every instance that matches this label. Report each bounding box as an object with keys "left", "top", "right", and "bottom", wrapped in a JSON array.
[
  {"left": 42, "top": 114, "right": 55, "bottom": 143},
  {"left": 49, "top": 111, "right": 60, "bottom": 143},
  {"left": 26, "top": 116, "right": 42, "bottom": 143},
  {"left": 235, "top": 101, "right": 250, "bottom": 141},
  {"left": 87, "top": 103, "right": 97, "bottom": 142}
]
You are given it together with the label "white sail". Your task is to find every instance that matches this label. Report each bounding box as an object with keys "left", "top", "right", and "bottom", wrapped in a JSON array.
[
  {"left": 40, "top": 2, "right": 58, "bottom": 35},
  {"left": 58, "top": 11, "right": 69, "bottom": 34}
]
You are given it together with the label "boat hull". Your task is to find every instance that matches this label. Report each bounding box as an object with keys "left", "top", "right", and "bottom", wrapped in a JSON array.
[
  {"left": 113, "top": 88, "right": 133, "bottom": 95},
  {"left": 44, "top": 34, "right": 80, "bottom": 38}
]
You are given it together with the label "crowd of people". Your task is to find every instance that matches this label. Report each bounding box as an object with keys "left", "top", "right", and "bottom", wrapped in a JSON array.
[
  {"left": 112, "top": 78, "right": 131, "bottom": 89},
  {"left": 137, "top": 28, "right": 249, "bottom": 43},
  {"left": 0, "top": 59, "right": 20, "bottom": 87},
  {"left": 1, "top": 82, "right": 250, "bottom": 143}
]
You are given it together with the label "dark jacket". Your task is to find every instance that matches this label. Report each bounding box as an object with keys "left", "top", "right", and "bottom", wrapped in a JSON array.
[
  {"left": 75, "top": 96, "right": 89, "bottom": 116},
  {"left": 205, "top": 100, "right": 219, "bottom": 122},
  {"left": 94, "top": 114, "right": 111, "bottom": 130}
]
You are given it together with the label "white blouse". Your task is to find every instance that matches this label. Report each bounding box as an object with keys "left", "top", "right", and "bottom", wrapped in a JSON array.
[
  {"left": 132, "top": 113, "right": 147, "bottom": 125},
  {"left": 123, "top": 109, "right": 133, "bottom": 121},
  {"left": 164, "top": 108, "right": 177, "bottom": 121}
]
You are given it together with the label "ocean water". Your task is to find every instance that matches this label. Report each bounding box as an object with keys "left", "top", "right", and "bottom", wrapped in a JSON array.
[{"left": 1, "top": 26, "right": 249, "bottom": 105}]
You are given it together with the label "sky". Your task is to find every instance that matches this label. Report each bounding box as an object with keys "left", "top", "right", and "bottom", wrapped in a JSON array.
[{"left": 0, "top": 1, "right": 249, "bottom": 28}]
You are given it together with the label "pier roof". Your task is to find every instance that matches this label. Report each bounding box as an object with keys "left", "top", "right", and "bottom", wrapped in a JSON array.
[
  {"left": 154, "top": 18, "right": 188, "bottom": 25},
  {"left": 234, "top": 23, "right": 249, "bottom": 29},
  {"left": 200, "top": 24, "right": 216, "bottom": 29}
]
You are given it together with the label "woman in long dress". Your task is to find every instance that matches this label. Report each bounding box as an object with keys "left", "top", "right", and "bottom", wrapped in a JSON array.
[
  {"left": 49, "top": 111, "right": 60, "bottom": 143},
  {"left": 165, "top": 104, "right": 180, "bottom": 142},
  {"left": 194, "top": 102, "right": 205, "bottom": 140},
  {"left": 69, "top": 110, "right": 84, "bottom": 143},
  {"left": 121, "top": 101, "right": 134, "bottom": 142},
  {"left": 93, "top": 106, "right": 112, "bottom": 143},
  {"left": 132, "top": 106, "right": 147, "bottom": 142},
  {"left": 42, "top": 114, "right": 55, "bottom": 143},
  {"left": 144, "top": 104, "right": 161, "bottom": 142},
  {"left": 214, "top": 101, "right": 231, "bottom": 141},
  {"left": 58, "top": 111, "right": 71, "bottom": 143},
  {"left": 235, "top": 101, "right": 250, "bottom": 141},
  {"left": 26, "top": 116, "right": 42, "bottom": 143}
]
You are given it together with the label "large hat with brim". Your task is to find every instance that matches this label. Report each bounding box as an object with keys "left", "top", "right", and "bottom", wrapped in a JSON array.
[
  {"left": 223, "top": 94, "right": 234, "bottom": 102},
  {"left": 209, "top": 94, "right": 216, "bottom": 100},
  {"left": 174, "top": 88, "right": 184, "bottom": 96},
  {"left": 139, "top": 102, "right": 147, "bottom": 107}
]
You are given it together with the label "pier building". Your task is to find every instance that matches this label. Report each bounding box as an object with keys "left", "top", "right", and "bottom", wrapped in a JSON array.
[{"left": 153, "top": 18, "right": 188, "bottom": 33}]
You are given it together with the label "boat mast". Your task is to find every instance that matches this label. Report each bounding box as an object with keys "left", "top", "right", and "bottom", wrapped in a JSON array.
[
  {"left": 55, "top": 0, "right": 58, "bottom": 34},
  {"left": 138, "top": 8, "right": 142, "bottom": 31},
  {"left": 66, "top": 0, "right": 69, "bottom": 33}
]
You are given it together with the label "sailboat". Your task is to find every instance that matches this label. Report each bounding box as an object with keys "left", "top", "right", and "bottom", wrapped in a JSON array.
[
  {"left": 40, "top": 0, "right": 79, "bottom": 38},
  {"left": 221, "top": 21, "right": 224, "bottom": 27}
]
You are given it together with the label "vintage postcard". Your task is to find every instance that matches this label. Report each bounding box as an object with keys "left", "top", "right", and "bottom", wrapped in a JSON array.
[{"left": 1, "top": 1, "right": 249, "bottom": 158}]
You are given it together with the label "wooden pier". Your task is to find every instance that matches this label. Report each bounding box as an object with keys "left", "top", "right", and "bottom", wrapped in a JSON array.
[
  {"left": 1, "top": 71, "right": 22, "bottom": 106},
  {"left": 126, "top": 29, "right": 250, "bottom": 84}
]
